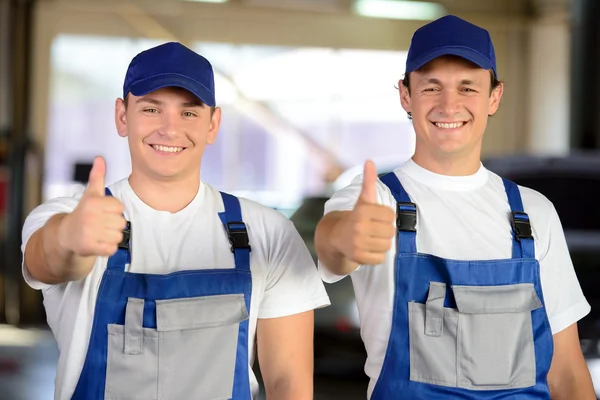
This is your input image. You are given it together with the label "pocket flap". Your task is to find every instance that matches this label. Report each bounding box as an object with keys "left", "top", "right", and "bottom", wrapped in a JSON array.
[
  {"left": 452, "top": 283, "right": 542, "bottom": 314},
  {"left": 156, "top": 294, "right": 249, "bottom": 331}
]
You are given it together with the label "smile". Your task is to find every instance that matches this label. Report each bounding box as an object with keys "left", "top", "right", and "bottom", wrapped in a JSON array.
[
  {"left": 433, "top": 121, "right": 466, "bottom": 129},
  {"left": 149, "top": 144, "right": 185, "bottom": 154}
]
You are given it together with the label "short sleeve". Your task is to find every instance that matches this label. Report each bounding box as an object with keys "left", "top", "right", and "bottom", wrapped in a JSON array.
[
  {"left": 257, "top": 212, "right": 330, "bottom": 319},
  {"left": 21, "top": 197, "right": 80, "bottom": 290}
]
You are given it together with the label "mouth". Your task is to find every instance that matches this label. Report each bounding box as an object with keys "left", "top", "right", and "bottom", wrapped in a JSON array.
[
  {"left": 431, "top": 121, "right": 467, "bottom": 129},
  {"left": 148, "top": 144, "right": 186, "bottom": 155}
]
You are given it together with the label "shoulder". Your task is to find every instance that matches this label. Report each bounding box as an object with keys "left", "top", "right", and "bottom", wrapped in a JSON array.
[
  {"left": 204, "top": 185, "right": 294, "bottom": 235},
  {"left": 488, "top": 172, "right": 556, "bottom": 217},
  {"left": 25, "top": 192, "right": 83, "bottom": 222},
  {"left": 237, "top": 195, "right": 294, "bottom": 233},
  {"left": 518, "top": 185, "right": 555, "bottom": 215},
  {"left": 487, "top": 173, "right": 559, "bottom": 252}
]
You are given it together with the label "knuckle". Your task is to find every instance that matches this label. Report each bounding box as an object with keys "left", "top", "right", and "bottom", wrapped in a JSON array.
[
  {"left": 350, "top": 249, "right": 362, "bottom": 263},
  {"left": 386, "top": 225, "right": 397, "bottom": 237},
  {"left": 350, "top": 236, "right": 363, "bottom": 252}
]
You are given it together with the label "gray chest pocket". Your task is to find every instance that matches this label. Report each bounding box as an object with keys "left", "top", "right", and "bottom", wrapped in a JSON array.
[
  {"left": 105, "top": 294, "right": 249, "bottom": 400},
  {"left": 409, "top": 282, "right": 543, "bottom": 391}
]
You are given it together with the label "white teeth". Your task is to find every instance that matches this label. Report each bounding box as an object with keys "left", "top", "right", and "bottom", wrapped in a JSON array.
[
  {"left": 151, "top": 145, "right": 183, "bottom": 153},
  {"left": 435, "top": 122, "right": 464, "bottom": 129}
]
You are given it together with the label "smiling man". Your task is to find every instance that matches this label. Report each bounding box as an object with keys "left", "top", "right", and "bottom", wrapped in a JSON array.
[
  {"left": 315, "top": 15, "right": 595, "bottom": 399},
  {"left": 21, "top": 42, "right": 330, "bottom": 400}
]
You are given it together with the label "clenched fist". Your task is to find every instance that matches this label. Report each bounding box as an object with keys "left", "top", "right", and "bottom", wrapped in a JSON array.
[
  {"left": 58, "top": 156, "right": 127, "bottom": 258},
  {"left": 331, "top": 160, "right": 396, "bottom": 266}
]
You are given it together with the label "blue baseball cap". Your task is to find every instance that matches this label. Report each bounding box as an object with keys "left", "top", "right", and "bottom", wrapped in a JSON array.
[
  {"left": 122, "top": 42, "right": 216, "bottom": 107},
  {"left": 406, "top": 15, "right": 497, "bottom": 78}
]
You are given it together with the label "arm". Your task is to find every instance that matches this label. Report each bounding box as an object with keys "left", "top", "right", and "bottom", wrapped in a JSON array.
[
  {"left": 548, "top": 323, "right": 595, "bottom": 399},
  {"left": 23, "top": 156, "right": 125, "bottom": 285},
  {"left": 529, "top": 198, "right": 595, "bottom": 399},
  {"left": 256, "top": 311, "right": 314, "bottom": 400},
  {"left": 25, "top": 213, "right": 96, "bottom": 284}
]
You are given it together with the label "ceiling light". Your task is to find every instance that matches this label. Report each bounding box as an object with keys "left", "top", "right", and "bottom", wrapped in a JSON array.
[
  {"left": 182, "top": 0, "right": 228, "bottom": 3},
  {"left": 354, "top": 0, "right": 446, "bottom": 21}
]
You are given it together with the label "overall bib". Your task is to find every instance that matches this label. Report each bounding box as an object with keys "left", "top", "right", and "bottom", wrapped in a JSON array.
[
  {"left": 71, "top": 189, "right": 253, "bottom": 400},
  {"left": 370, "top": 173, "right": 553, "bottom": 399}
]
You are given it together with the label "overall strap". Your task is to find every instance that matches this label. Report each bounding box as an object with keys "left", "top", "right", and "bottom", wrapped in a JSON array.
[
  {"left": 218, "top": 192, "right": 251, "bottom": 271},
  {"left": 502, "top": 178, "right": 535, "bottom": 259},
  {"left": 105, "top": 188, "right": 132, "bottom": 271},
  {"left": 379, "top": 173, "right": 417, "bottom": 253}
]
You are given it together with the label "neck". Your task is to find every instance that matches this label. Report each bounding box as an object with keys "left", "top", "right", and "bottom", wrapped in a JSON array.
[
  {"left": 412, "top": 149, "right": 481, "bottom": 176},
  {"left": 128, "top": 170, "right": 200, "bottom": 213}
]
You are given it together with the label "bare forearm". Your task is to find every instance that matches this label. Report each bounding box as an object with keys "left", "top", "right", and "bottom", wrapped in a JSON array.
[
  {"left": 549, "top": 369, "right": 595, "bottom": 400},
  {"left": 265, "top": 376, "right": 312, "bottom": 400},
  {"left": 26, "top": 213, "right": 96, "bottom": 284},
  {"left": 548, "top": 324, "right": 596, "bottom": 400},
  {"left": 314, "top": 212, "right": 360, "bottom": 276},
  {"left": 258, "top": 312, "right": 314, "bottom": 400}
]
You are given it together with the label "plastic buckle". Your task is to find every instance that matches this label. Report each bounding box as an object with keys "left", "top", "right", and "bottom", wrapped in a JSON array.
[
  {"left": 511, "top": 211, "right": 533, "bottom": 240},
  {"left": 226, "top": 221, "right": 252, "bottom": 253},
  {"left": 397, "top": 202, "right": 417, "bottom": 232},
  {"left": 119, "top": 221, "right": 131, "bottom": 250}
]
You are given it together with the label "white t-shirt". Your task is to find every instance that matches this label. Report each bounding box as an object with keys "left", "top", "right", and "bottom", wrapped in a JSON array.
[
  {"left": 22, "top": 178, "right": 331, "bottom": 400},
  {"left": 319, "top": 158, "right": 591, "bottom": 399}
]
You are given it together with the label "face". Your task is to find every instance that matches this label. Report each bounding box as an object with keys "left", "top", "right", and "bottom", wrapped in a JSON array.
[
  {"left": 399, "top": 56, "right": 503, "bottom": 170},
  {"left": 114, "top": 87, "right": 221, "bottom": 182}
]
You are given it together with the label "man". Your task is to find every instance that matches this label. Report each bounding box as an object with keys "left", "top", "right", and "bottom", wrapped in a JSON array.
[
  {"left": 21, "top": 42, "right": 330, "bottom": 400},
  {"left": 315, "top": 15, "right": 595, "bottom": 400}
]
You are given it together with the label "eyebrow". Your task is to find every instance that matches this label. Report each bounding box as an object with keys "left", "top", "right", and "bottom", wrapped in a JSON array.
[
  {"left": 417, "top": 78, "right": 481, "bottom": 87},
  {"left": 136, "top": 97, "right": 206, "bottom": 108}
]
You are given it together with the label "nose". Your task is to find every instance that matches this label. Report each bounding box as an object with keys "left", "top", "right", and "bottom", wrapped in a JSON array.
[
  {"left": 436, "top": 90, "right": 462, "bottom": 117},
  {"left": 158, "top": 112, "right": 181, "bottom": 137}
]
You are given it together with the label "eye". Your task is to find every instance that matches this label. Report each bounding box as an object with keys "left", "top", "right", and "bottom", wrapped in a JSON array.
[
  {"left": 182, "top": 111, "right": 197, "bottom": 117},
  {"left": 462, "top": 88, "right": 477, "bottom": 93},
  {"left": 423, "top": 87, "right": 439, "bottom": 92},
  {"left": 143, "top": 108, "right": 159, "bottom": 113}
]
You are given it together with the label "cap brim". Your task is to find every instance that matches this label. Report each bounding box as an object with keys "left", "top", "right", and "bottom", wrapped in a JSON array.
[
  {"left": 127, "top": 74, "right": 215, "bottom": 107},
  {"left": 406, "top": 46, "right": 495, "bottom": 76}
]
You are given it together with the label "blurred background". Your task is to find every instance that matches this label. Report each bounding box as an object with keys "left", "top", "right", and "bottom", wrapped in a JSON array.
[{"left": 1, "top": 0, "right": 600, "bottom": 398}]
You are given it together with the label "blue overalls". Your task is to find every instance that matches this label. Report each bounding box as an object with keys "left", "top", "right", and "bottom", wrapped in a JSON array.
[
  {"left": 370, "top": 173, "right": 553, "bottom": 399},
  {"left": 71, "top": 189, "right": 253, "bottom": 400}
]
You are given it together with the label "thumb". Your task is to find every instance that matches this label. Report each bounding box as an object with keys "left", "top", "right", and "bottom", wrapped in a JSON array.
[
  {"left": 85, "top": 156, "right": 106, "bottom": 196},
  {"left": 358, "top": 160, "right": 378, "bottom": 204}
]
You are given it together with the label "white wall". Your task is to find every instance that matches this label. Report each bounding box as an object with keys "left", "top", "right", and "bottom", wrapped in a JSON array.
[{"left": 527, "top": 8, "right": 571, "bottom": 155}]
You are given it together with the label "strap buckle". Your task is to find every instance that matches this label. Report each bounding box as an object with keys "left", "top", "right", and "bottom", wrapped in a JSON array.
[
  {"left": 225, "top": 221, "right": 252, "bottom": 253},
  {"left": 119, "top": 221, "right": 131, "bottom": 250},
  {"left": 511, "top": 211, "right": 533, "bottom": 240},
  {"left": 396, "top": 202, "right": 417, "bottom": 232}
]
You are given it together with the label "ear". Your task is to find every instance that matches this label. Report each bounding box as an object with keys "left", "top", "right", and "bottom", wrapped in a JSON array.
[
  {"left": 115, "top": 97, "right": 128, "bottom": 138},
  {"left": 399, "top": 79, "right": 412, "bottom": 115},
  {"left": 488, "top": 81, "right": 504, "bottom": 116},
  {"left": 206, "top": 107, "right": 222, "bottom": 144}
]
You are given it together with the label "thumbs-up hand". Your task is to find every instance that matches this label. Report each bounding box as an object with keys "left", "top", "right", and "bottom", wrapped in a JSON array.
[
  {"left": 58, "top": 156, "right": 127, "bottom": 260},
  {"left": 331, "top": 161, "right": 396, "bottom": 266}
]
